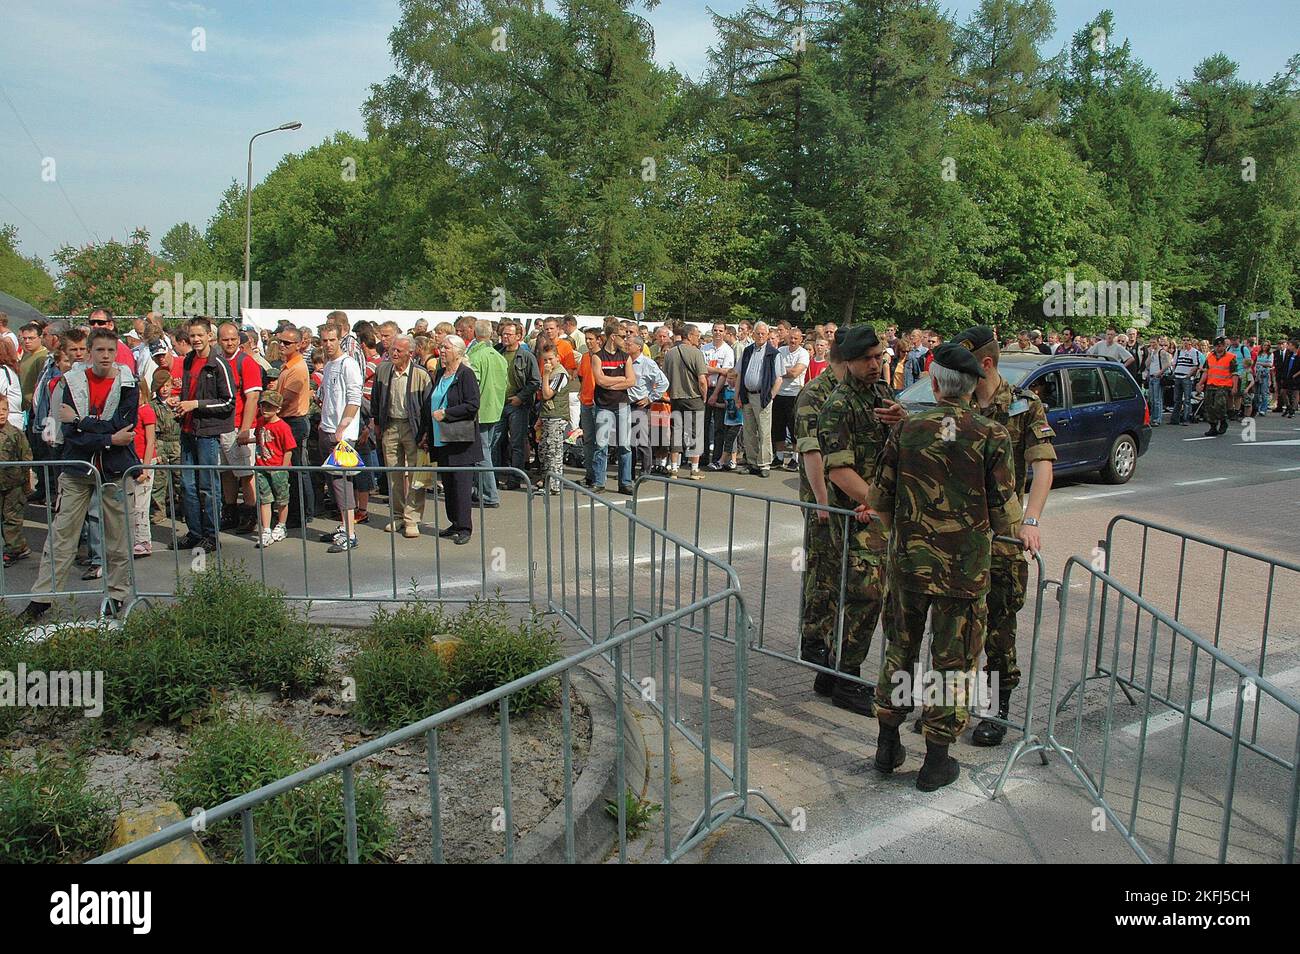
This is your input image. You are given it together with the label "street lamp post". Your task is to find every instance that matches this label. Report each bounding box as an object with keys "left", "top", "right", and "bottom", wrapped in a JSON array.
[{"left": 243, "top": 121, "right": 303, "bottom": 313}]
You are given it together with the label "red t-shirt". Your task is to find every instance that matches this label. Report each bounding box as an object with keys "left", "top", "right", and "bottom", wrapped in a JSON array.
[
  {"left": 808, "top": 358, "right": 828, "bottom": 381},
  {"left": 227, "top": 351, "right": 263, "bottom": 430},
  {"left": 256, "top": 415, "right": 297, "bottom": 467},
  {"left": 115, "top": 341, "right": 135, "bottom": 373},
  {"left": 87, "top": 371, "right": 114, "bottom": 417},
  {"left": 171, "top": 355, "right": 185, "bottom": 381},
  {"left": 182, "top": 359, "right": 202, "bottom": 433},
  {"left": 134, "top": 401, "right": 156, "bottom": 461}
]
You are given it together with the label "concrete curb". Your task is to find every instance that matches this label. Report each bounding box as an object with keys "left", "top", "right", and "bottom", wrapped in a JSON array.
[{"left": 514, "top": 664, "right": 647, "bottom": 864}]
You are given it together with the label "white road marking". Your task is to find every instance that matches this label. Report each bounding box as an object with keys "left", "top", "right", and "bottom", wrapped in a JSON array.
[
  {"left": 1279, "top": 466, "right": 1300, "bottom": 472},
  {"left": 800, "top": 773, "right": 1036, "bottom": 864},
  {"left": 1241, "top": 439, "right": 1300, "bottom": 447},
  {"left": 1072, "top": 490, "right": 1136, "bottom": 501},
  {"left": 1120, "top": 664, "right": 1300, "bottom": 740},
  {"left": 1174, "top": 477, "right": 1228, "bottom": 486},
  {"left": 1183, "top": 436, "right": 1217, "bottom": 442}
]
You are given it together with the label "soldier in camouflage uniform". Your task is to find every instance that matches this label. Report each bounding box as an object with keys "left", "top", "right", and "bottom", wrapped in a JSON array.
[
  {"left": 870, "top": 343, "right": 1021, "bottom": 791},
  {"left": 815, "top": 325, "right": 904, "bottom": 716},
  {"left": 951, "top": 327, "right": 1056, "bottom": 747},
  {"left": 794, "top": 334, "right": 847, "bottom": 696},
  {"left": 148, "top": 367, "right": 182, "bottom": 518},
  {"left": 0, "top": 394, "right": 33, "bottom": 566}
]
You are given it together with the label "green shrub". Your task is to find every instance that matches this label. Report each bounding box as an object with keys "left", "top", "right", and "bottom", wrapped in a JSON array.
[
  {"left": 33, "top": 622, "right": 225, "bottom": 727},
  {"left": 0, "top": 754, "right": 116, "bottom": 863},
  {"left": 351, "top": 599, "right": 562, "bottom": 729},
  {"left": 168, "top": 710, "right": 390, "bottom": 863},
  {"left": 128, "top": 565, "right": 330, "bottom": 694},
  {"left": 453, "top": 607, "right": 562, "bottom": 714},
  {"left": 352, "top": 641, "right": 456, "bottom": 730}
]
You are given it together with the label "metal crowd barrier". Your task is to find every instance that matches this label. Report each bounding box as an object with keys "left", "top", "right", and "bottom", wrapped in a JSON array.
[
  {"left": 1056, "top": 515, "right": 1300, "bottom": 757},
  {"left": 119, "top": 462, "right": 540, "bottom": 613},
  {"left": 1032, "top": 556, "right": 1300, "bottom": 863},
  {"left": 541, "top": 475, "right": 796, "bottom": 861},
  {"left": 72, "top": 464, "right": 797, "bottom": 863},
  {"left": 0, "top": 460, "right": 112, "bottom": 612},
  {"left": 627, "top": 474, "right": 1053, "bottom": 786}
]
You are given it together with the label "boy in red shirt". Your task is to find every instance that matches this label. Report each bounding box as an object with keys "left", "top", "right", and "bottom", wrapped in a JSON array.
[{"left": 239, "top": 389, "right": 297, "bottom": 547}]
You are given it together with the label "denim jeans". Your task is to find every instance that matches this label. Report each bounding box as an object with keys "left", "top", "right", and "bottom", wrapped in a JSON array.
[
  {"left": 180, "top": 432, "right": 222, "bottom": 540},
  {"left": 1256, "top": 378, "right": 1271, "bottom": 413},
  {"left": 1171, "top": 377, "right": 1195, "bottom": 424},
  {"left": 1146, "top": 375, "right": 1164, "bottom": 423},
  {"left": 593, "top": 404, "right": 632, "bottom": 487},
  {"left": 475, "top": 419, "right": 502, "bottom": 504},
  {"left": 579, "top": 404, "right": 598, "bottom": 484},
  {"left": 284, "top": 415, "right": 314, "bottom": 523},
  {"left": 501, "top": 402, "right": 530, "bottom": 485}
]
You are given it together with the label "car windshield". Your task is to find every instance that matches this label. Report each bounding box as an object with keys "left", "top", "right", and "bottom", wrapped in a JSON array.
[{"left": 897, "top": 365, "right": 1032, "bottom": 404}]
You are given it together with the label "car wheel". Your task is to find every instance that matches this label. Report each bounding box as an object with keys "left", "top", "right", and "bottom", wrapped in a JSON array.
[{"left": 1100, "top": 433, "right": 1138, "bottom": 485}]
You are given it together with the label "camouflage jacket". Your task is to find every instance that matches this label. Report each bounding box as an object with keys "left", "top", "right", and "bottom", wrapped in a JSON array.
[
  {"left": 794, "top": 369, "right": 840, "bottom": 504},
  {"left": 868, "top": 398, "right": 1022, "bottom": 598},
  {"left": 150, "top": 396, "right": 181, "bottom": 449},
  {"left": 978, "top": 376, "right": 1056, "bottom": 557},
  {"left": 0, "top": 422, "right": 33, "bottom": 492},
  {"left": 816, "top": 372, "right": 894, "bottom": 553}
]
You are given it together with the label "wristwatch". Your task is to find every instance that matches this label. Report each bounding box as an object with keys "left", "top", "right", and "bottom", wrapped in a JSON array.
[{"left": 1023, "top": 517, "right": 1040, "bottom": 527}]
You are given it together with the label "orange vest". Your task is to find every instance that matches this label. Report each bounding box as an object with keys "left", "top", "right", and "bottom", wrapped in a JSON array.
[{"left": 1204, "top": 352, "right": 1236, "bottom": 388}]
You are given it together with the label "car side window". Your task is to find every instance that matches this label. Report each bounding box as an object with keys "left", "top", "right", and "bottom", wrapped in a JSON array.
[
  {"left": 1102, "top": 367, "right": 1138, "bottom": 401},
  {"left": 1030, "top": 371, "right": 1064, "bottom": 410},
  {"left": 1067, "top": 367, "right": 1106, "bottom": 406}
]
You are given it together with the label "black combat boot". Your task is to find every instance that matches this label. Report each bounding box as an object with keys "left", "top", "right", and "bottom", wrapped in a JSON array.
[
  {"left": 874, "top": 720, "right": 906, "bottom": 773},
  {"left": 916, "top": 739, "right": 960, "bottom": 792},
  {"left": 831, "top": 668, "right": 876, "bottom": 716},
  {"left": 971, "top": 689, "right": 1012, "bottom": 747},
  {"left": 802, "top": 642, "right": 836, "bottom": 697}
]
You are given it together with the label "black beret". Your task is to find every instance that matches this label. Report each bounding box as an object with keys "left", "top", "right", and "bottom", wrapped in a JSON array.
[
  {"left": 1212, "top": 336, "right": 1226, "bottom": 346},
  {"left": 952, "top": 325, "right": 997, "bottom": 351},
  {"left": 836, "top": 325, "right": 880, "bottom": 361},
  {"left": 932, "top": 341, "right": 986, "bottom": 378}
]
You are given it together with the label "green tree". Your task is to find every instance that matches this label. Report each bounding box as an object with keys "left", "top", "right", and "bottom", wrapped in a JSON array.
[
  {"left": 49, "top": 228, "right": 170, "bottom": 315},
  {"left": 951, "top": 0, "right": 1063, "bottom": 131},
  {"left": 0, "top": 224, "right": 56, "bottom": 309}
]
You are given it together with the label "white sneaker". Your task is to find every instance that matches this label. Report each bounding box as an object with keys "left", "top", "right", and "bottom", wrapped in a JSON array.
[
  {"left": 271, "top": 524, "right": 287, "bottom": 543},
  {"left": 255, "top": 529, "right": 275, "bottom": 549}
]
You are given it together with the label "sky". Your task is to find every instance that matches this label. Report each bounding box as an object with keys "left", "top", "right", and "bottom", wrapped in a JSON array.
[{"left": 0, "top": 0, "right": 1296, "bottom": 273}]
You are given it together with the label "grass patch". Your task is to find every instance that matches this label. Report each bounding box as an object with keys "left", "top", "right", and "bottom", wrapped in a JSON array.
[{"left": 0, "top": 754, "right": 116, "bottom": 863}]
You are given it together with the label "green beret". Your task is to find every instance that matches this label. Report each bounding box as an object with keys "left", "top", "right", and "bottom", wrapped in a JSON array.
[
  {"left": 952, "top": 325, "right": 996, "bottom": 351},
  {"left": 836, "top": 325, "right": 880, "bottom": 361},
  {"left": 932, "top": 341, "right": 986, "bottom": 378}
]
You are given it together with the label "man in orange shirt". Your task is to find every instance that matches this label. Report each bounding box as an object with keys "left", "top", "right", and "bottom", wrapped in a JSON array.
[{"left": 271, "top": 326, "right": 313, "bottom": 527}]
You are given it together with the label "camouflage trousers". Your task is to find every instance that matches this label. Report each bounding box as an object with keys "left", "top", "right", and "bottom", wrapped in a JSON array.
[
  {"left": 1204, "top": 385, "right": 1232, "bottom": 425},
  {"left": 800, "top": 513, "right": 838, "bottom": 658},
  {"left": 2, "top": 484, "right": 27, "bottom": 556},
  {"left": 152, "top": 441, "right": 181, "bottom": 514},
  {"left": 984, "top": 552, "right": 1028, "bottom": 690},
  {"left": 875, "top": 586, "right": 988, "bottom": 745}
]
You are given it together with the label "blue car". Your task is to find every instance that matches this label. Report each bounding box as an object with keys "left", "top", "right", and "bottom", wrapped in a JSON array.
[{"left": 896, "top": 353, "right": 1152, "bottom": 484}]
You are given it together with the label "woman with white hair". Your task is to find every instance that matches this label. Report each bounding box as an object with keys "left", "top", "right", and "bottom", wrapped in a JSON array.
[{"left": 419, "top": 334, "right": 481, "bottom": 545}]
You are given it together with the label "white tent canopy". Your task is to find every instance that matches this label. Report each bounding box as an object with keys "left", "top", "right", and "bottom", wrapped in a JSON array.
[{"left": 240, "top": 309, "right": 611, "bottom": 334}]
